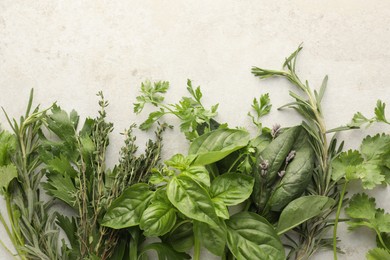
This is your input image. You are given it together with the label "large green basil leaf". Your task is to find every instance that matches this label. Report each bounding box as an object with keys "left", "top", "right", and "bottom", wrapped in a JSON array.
[
  {"left": 212, "top": 198, "right": 229, "bottom": 219},
  {"left": 181, "top": 165, "right": 210, "bottom": 187},
  {"left": 101, "top": 183, "right": 153, "bottom": 229},
  {"left": 189, "top": 129, "right": 250, "bottom": 165},
  {"left": 277, "top": 195, "right": 335, "bottom": 235},
  {"left": 140, "top": 200, "right": 176, "bottom": 237},
  {"left": 267, "top": 143, "right": 314, "bottom": 211},
  {"left": 210, "top": 173, "right": 254, "bottom": 206},
  {"left": 167, "top": 175, "right": 219, "bottom": 227},
  {"left": 139, "top": 242, "right": 191, "bottom": 260},
  {"left": 193, "top": 220, "right": 227, "bottom": 257},
  {"left": 226, "top": 212, "right": 285, "bottom": 260},
  {"left": 163, "top": 222, "right": 194, "bottom": 252}
]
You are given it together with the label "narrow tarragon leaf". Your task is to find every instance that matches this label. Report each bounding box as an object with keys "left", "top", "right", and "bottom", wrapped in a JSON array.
[
  {"left": 226, "top": 212, "right": 285, "bottom": 260},
  {"left": 167, "top": 175, "right": 219, "bottom": 227},
  {"left": 101, "top": 183, "right": 153, "bottom": 229}
]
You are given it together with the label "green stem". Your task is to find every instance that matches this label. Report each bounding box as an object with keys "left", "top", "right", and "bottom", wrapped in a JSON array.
[
  {"left": 333, "top": 180, "right": 347, "bottom": 260},
  {"left": 193, "top": 232, "right": 201, "bottom": 260}
]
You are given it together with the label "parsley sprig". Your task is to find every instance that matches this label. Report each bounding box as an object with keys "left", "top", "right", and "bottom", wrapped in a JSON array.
[{"left": 134, "top": 79, "right": 219, "bottom": 140}]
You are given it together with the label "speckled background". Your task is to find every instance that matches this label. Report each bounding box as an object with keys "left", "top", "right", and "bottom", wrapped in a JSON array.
[{"left": 1, "top": 1, "right": 390, "bottom": 259}]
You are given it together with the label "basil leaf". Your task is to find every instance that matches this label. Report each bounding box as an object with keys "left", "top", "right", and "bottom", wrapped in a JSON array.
[
  {"left": 167, "top": 175, "right": 219, "bottom": 227},
  {"left": 139, "top": 242, "right": 191, "bottom": 260},
  {"left": 101, "top": 183, "right": 153, "bottom": 229},
  {"left": 189, "top": 129, "right": 250, "bottom": 165},
  {"left": 212, "top": 198, "right": 229, "bottom": 219},
  {"left": 277, "top": 195, "right": 335, "bottom": 235},
  {"left": 181, "top": 165, "right": 210, "bottom": 187},
  {"left": 193, "top": 220, "right": 227, "bottom": 257},
  {"left": 140, "top": 200, "right": 176, "bottom": 237},
  {"left": 163, "top": 222, "right": 194, "bottom": 252},
  {"left": 210, "top": 173, "right": 254, "bottom": 206},
  {"left": 226, "top": 212, "right": 285, "bottom": 260}
]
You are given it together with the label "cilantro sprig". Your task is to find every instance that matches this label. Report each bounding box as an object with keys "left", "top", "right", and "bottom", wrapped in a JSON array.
[
  {"left": 351, "top": 100, "right": 390, "bottom": 127},
  {"left": 346, "top": 193, "right": 390, "bottom": 259}
]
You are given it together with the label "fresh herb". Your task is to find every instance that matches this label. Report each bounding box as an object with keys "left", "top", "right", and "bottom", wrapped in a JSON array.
[
  {"left": 248, "top": 93, "right": 272, "bottom": 133},
  {"left": 102, "top": 128, "right": 286, "bottom": 260},
  {"left": 351, "top": 100, "right": 390, "bottom": 127},
  {"left": 252, "top": 46, "right": 346, "bottom": 259},
  {"left": 40, "top": 92, "right": 166, "bottom": 259},
  {"left": 0, "top": 89, "right": 63, "bottom": 260},
  {"left": 134, "top": 79, "right": 219, "bottom": 140},
  {"left": 346, "top": 193, "right": 390, "bottom": 259}
]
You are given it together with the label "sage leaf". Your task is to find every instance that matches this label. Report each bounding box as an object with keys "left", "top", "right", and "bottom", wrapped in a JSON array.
[
  {"left": 101, "top": 183, "right": 153, "bottom": 229},
  {"left": 267, "top": 143, "right": 314, "bottom": 211},
  {"left": 226, "top": 212, "right": 285, "bottom": 260},
  {"left": 277, "top": 195, "right": 335, "bottom": 235}
]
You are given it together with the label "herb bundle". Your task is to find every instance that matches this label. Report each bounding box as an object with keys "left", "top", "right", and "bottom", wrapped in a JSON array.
[{"left": 0, "top": 47, "right": 389, "bottom": 260}]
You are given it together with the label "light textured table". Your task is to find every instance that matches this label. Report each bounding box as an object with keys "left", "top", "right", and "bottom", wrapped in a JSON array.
[{"left": 1, "top": 1, "right": 389, "bottom": 259}]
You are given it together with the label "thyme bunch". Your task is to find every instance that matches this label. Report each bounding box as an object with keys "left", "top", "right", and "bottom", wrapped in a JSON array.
[{"left": 41, "top": 91, "right": 166, "bottom": 259}]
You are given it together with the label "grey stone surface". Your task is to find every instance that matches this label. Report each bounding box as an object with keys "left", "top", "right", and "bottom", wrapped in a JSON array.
[{"left": 1, "top": 1, "right": 390, "bottom": 259}]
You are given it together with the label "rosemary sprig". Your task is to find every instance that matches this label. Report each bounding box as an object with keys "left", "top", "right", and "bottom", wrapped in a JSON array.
[
  {"left": 0, "top": 89, "right": 62, "bottom": 260},
  {"left": 252, "top": 47, "right": 346, "bottom": 259}
]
